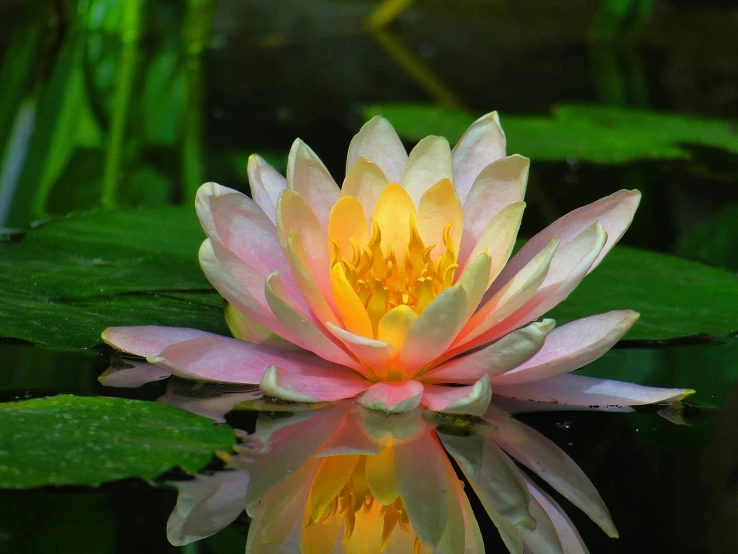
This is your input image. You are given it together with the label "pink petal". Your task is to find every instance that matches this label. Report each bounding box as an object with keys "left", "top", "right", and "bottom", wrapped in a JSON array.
[
  {"left": 102, "top": 326, "right": 216, "bottom": 358},
  {"left": 451, "top": 112, "right": 506, "bottom": 203},
  {"left": 491, "top": 189, "right": 641, "bottom": 296},
  {"left": 207, "top": 191, "right": 306, "bottom": 312},
  {"left": 421, "top": 375, "right": 492, "bottom": 416},
  {"left": 494, "top": 374, "right": 694, "bottom": 408},
  {"left": 148, "top": 335, "right": 340, "bottom": 384},
  {"left": 325, "top": 322, "right": 390, "bottom": 380},
  {"left": 167, "top": 470, "right": 250, "bottom": 545},
  {"left": 524, "top": 475, "right": 592, "bottom": 554},
  {"left": 491, "top": 310, "right": 639, "bottom": 385},
  {"left": 459, "top": 154, "right": 529, "bottom": 265},
  {"left": 286, "top": 139, "right": 340, "bottom": 230},
  {"left": 247, "top": 154, "right": 287, "bottom": 224},
  {"left": 259, "top": 365, "right": 369, "bottom": 403},
  {"left": 346, "top": 116, "right": 407, "bottom": 184},
  {"left": 199, "top": 239, "right": 292, "bottom": 339},
  {"left": 402, "top": 136, "right": 454, "bottom": 204},
  {"left": 358, "top": 380, "right": 424, "bottom": 412},
  {"left": 485, "top": 408, "right": 618, "bottom": 537},
  {"left": 424, "top": 320, "right": 554, "bottom": 385},
  {"left": 195, "top": 182, "right": 239, "bottom": 243},
  {"left": 277, "top": 190, "right": 338, "bottom": 324},
  {"left": 264, "top": 272, "right": 364, "bottom": 372},
  {"left": 98, "top": 358, "right": 172, "bottom": 387},
  {"left": 458, "top": 221, "right": 607, "bottom": 354}
]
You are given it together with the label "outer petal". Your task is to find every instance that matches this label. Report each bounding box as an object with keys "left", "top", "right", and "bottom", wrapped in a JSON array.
[
  {"left": 455, "top": 236, "right": 559, "bottom": 350},
  {"left": 459, "top": 154, "right": 529, "bottom": 265},
  {"left": 286, "top": 139, "right": 341, "bottom": 229},
  {"left": 102, "top": 326, "right": 217, "bottom": 358},
  {"left": 147, "top": 335, "right": 340, "bottom": 384},
  {"left": 207, "top": 191, "right": 304, "bottom": 310},
  {"left": 491, "top": 310, "right": 639, "bottom": 385},
  {"left": 167, "top": 470, "right": 250, "bottom": 545},
  {"left": 452, "top": 112, "right": 506, "bottom": 203},
  {"left": 264, "top": 272, "right": 364, "bottom": 371},
  {"left": 491, "top": 189, "right": 641, "bottom": 296},
  {"left": 195, "top": 182, "right": 238, "bottom": 242},
  {"left": 259, "top": 365, "right": 370, "bottom": 403},
  {"left": 399, "top": 286, "right": 468, "bottom": 375},
  {"left": 247, "top": 154, "right": 287, "bottom": 224},
  {"left": 458, "top": 222, "right": 607, "bottom": 354},
  {"left": 199, "top": 239, "right": 292, "bottom": 338},
  {"left": 459, "top": 201, "right": 525, "bottom": 283},
  {"left": 402, "top": 136, "right": 454, "bottom": 204},
  {"left": 494, "top": 374, "right": 694, "bottom": 408},
  {"left": 423, "top": 319, "right": 555, "bottom": 385},
  {"left": 358, "top": 380, "right": 424, "bottom": 412},
  {"left": 346, "top": 116, "right": 407, "bottom": 184},
  {"left": 421, "top": 375, "right": 492, "bottom": 416}
]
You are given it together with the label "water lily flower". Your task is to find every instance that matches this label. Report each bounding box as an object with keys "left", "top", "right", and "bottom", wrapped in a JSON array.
[
  {"left": 103, "top": 114, "right": 693, "bottom": 415},
  {"left": 165, "top": 400, "right": 617, "bottom": 553}
]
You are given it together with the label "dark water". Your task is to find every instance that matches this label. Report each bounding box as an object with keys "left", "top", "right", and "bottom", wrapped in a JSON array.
[{"left": 2, "top": 0, "right": 738, "bottom": 552}]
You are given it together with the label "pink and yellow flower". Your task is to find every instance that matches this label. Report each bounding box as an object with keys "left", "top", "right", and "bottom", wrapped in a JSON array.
[{"left": 103, "top": 114, "right": 692, "bottom": 414}]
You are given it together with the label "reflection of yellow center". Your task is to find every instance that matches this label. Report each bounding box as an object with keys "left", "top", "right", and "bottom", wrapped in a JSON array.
[
  {"left": 328, "top": 182, "right": 460, "bottom": 339},
  {"left": 304, "top": 453, "right": 427, "bottom": 553}
]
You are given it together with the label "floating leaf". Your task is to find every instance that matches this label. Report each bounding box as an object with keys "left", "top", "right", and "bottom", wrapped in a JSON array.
[
  {"left": 549, "top": 246, "right": 738, "bottom": 341},
  {"left": 674, "top": 203, "right": 738, "bottom": 272},
  {"left": 0, "top": 206, "right": 228, "bottom": 351},
  {"left": 364, "top": 104, "right": 738, "bottom": 163},
  {"left": 0, "top": 395, "right": 236, "bottom": 488}
]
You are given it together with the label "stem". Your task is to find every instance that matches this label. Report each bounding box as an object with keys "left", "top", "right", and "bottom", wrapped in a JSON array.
[{"left": 101, "top": 0, "right": 145, "bottom": 208}]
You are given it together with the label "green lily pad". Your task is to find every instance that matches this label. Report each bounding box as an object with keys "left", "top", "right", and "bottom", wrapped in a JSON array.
[
  {"left": 364, "top": 104, "right": 738, "bottom": 163},
  {"left": 0, "top": 206, "right": 229, "bottom": 351},
  {"left": 549, "top": 246, "right": 738, "bottom": 341},
  {"left": 0, "top": 395, "right": 236, "bottom": 488},
  {"left": 674, "top": 203, "right": 738, "bottom": 272}
]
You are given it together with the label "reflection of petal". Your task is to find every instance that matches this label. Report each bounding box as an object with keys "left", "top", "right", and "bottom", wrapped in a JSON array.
[
  {"left": 524, "top": 474, "right": 590, "bottom": 554},
  {"left": 439, "top": 430, "right": 534, "bottom": 533},
  {"left": 157, "top": 380, "right": 261, "bottom": 423},
  {"left": 98, "top": 357, "right": 171, "bottom": 388},
  {"left": 167, "top": 469, "right": 250, "bottom": 546},
  {"left": 485, "top": 407, "right": 618, "bottom": 538}
]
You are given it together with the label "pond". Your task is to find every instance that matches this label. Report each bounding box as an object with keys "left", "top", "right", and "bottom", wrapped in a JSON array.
[{"left": 1, "top": 1, "right": 738, "bottom": 553}]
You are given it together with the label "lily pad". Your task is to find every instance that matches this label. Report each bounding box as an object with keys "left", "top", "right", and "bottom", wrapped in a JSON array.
[
  {"left": 0, "top": 206, "right": 229, "bottom": 351},
  {"left": 0, "top": 395, "right": 236, "bottom": 488},
  {"left": 549, "top": 246, "right": 738, "bottom": 341},
  {"left": 674, "top": 203, "right": 738, "bottom": 272},
  {"left": 364, "top": 104, "right": 738, "bottom": 163}
]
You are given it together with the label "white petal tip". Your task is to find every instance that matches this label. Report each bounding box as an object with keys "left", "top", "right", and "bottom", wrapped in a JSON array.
[{"left": 259, "top": 366, "right": 321, "bottom": 403}]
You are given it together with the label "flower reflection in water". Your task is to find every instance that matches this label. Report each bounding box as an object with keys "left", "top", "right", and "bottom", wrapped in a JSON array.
[{"left": 159, "top": 395, "right": 615, "bottom": 554}]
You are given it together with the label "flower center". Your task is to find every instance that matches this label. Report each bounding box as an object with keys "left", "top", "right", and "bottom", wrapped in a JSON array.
[{"left": 329, "top": 216, "right": 458, "bottom": 337}]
